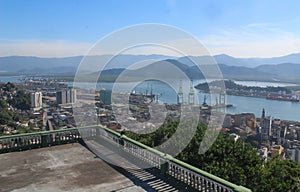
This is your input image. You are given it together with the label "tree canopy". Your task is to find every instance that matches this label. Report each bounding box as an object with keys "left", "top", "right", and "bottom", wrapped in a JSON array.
[
  {"left": 125, "top": 121, "right": 300, "bottom": 191},
  {"left": 7, "top": 90, "right": 30, "bottom": 110}
]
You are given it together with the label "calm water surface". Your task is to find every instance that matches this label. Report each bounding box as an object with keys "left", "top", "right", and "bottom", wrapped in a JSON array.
[
  {"left": 1, "top": 75, "right": 299, "bottom": 121},
  {"left": 72, "top": 80, "right": 300, "bottom": 122}
]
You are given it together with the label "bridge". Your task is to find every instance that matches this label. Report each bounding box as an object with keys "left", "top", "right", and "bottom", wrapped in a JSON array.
[{"left": 0, "top": 126, "right": 251, "bottom": 192}]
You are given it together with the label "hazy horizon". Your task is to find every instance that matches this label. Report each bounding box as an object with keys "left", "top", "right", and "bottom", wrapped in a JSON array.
[{"left": 1, "top": 52, "right": 300, "bottom": 59}]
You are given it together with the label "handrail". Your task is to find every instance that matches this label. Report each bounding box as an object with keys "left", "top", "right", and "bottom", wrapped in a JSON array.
[
  {"left": 0, "top": 125, "right": 251, "bottom": 191},
  {"left": 102, "top": 126, "right": 167, "bottom": 156},
  {"left": 0, "top": 125, "right": 96, "bottom": 139},
  {"left": 101, "top": 126, "right": 251, "bottom": 192},
  {"left": 0, "top": 125, "right": 98, "bottom": 153},
  {"left": 0, "top": 128, "right": 77, "bottom": 139},
  {"left": 167, "top": 156, "right": 251, "bottom": 192}
]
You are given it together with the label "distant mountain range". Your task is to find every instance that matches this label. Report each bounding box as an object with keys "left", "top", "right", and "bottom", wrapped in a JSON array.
[
  {"left": 214, "top": 53, "right": 300, "bottom": 68},
  {"left": 0, "top": 55, "right": 176, "bottom": 74},
  {"left": 1, "top": 53, "right": 300, "bottom": 83}
]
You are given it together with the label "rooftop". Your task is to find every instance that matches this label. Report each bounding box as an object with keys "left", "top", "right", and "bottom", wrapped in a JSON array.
[
  {"left": 0, "top": 127, "right": 251, "bottom": 192},
  {"left": 0, "top": 143, "right": 145, "bottom": 192}
]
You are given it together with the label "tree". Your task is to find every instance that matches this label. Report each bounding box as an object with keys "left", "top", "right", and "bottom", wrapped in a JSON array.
[
  {"left": 0, "top": 109, "right": 12, "bottom": 124},
  {"left": 2, "top": 82, "right": 16, "bottom": 92},
  {"left": 125, "top": 120, "right": 300, "bottom": 191},
  {"left": 256, "top": 157, "right": 300, "bottom": 192},
  {"left": 0, "top": 99, "right": 12, "bottom": 124},
  {"left": 8, "top": 90, "right": 30, "bottom": 110},
  {"left": 178, "top": 125, "right": 263, "bottom": 188}
]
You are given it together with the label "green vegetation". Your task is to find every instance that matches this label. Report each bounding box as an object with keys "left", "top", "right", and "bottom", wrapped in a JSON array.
[
  {"left": 195, "top": 80, "right": 292, "bottom": 94},
  {"left": 125, "top": 121, "right": 300, "bottom": 192},
  {"left": 259, "top": 157, "right": 300, "bottom": 191},
  {"left": 287, "top": 85, "right": 300, "bottom": 91},
  {"left": 1, "top": 82, "right": 31, "bottom": 111},
  {"left": 0, "top": 82, "right": 35, "bottom": 135},
  {"left": 0, "top": 99, "right": 14, "bottom": 125},
  {"left": 7, "top": 90, "right": 31, "bottom": 110},
  {"left": 0, "top": 97, "right": 36, "bottom": 135}
]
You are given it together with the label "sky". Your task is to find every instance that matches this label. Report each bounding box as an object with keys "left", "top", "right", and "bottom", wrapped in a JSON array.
[{"left": 1, "top": 0, "right": 300, "bottom": 58}]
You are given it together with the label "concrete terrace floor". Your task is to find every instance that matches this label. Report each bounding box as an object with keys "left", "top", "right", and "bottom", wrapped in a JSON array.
[{"left": 0, "top": 143, "right": 145, "bottom": 192}]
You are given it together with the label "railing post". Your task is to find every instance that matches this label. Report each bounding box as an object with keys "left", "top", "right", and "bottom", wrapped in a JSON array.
[
  {"left": 96, "top": 127, "right": 100, "bottom": 137},
  {"left": 160, "top": 156, "right": 169, "bottom": 175},
  {"left": 119, "top": 136, "right": 124, "bottom": 146},
  {"left": 41, "top": 134, "right": 48, "bottom": 147}
]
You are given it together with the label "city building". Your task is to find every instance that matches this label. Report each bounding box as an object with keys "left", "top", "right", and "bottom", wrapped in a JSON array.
[
  {"left": 260, "top": 108, "right": 272, "bottom": 142},
  {"left": 232, "top": 113, "right": 256, "bottom": 131},
  {"left": 267, "top": 118, "right": 283, "bottom": 145},
  {"left": 66, "top": 89, "right": 76, "bottom": 103},
  {"left": 56, "top": 90, "right": 67, "bottom": 105},
  {"left": 31, "top": 92, "right": 42, "bottom": 110},
  {"left": 56, "top": 89, "right": 76, "bottom": 105},
  {"left": 99, "top": 90, "right": 112, "bottom": 105},
  {"left": 223, "top": 114, "right": 233, "bottom": 128},
  {"left": 291, "top": 148, "right": 300, "bottom": 164}
]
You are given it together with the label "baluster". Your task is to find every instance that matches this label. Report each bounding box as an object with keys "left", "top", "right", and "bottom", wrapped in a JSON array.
[
  {"left": 174, "top": 165, "right": 177, "bottom": 178},
  {"left": 205, "top": 179, "right": 209, "bottom": 191},
  {"left": 0, "top": 140, "right": 3, "bottom": 150},
  {"left": 57, "top": 133, "right": 61, "bottom": 142},
  {"left": 179, "top": 168, "right": 182, "bottom": 181},
  {"left": 169, "top": 164, "right": 173, "bottom": 177},
  {"left": 210, "top": 181, "right": 214, "bottom": 191},
  {"left": 211, "top": 182, "right": 215, "bottom": 191},
  {"left": 142, "top": 149, "right": 144, "bottom": 160},
  {"left": 218, "top": 184, "right": 223, "bottom": 192},
  {"left": 33, "top": 136, "right": 37, "bottom": 145},
  {"left": 5, "top": 139, "right": 8, "bottom": 149},
  {"left": 2, "top": 140, "right": 5, "bottom": 150},
  {"left": 65, "top": 133, "right": 68, "bottom": 141},
  {"left": 26, "top": 137, "right": 29, "bottom": 145},
  {"left": 191, "top": 173, "right": 194, "bottom": 187},
  {"left": 185, "top": 170, "right": 188, "bottom": 183},
  {"left": 50, "top": 134, "right": 54, "bottom": 144},
  {"left": 10, "top": 138, "right": 14, "bottom": 149},
  {"left": 14, "top": 138, "right": 17, "bottom": 148},
  {"left": 37, "top": 136, "right": 41, "bottom": 144},
  {"left": 204, "top": 179, "right": 208, "bottom": 191},
  {"left": 71, "top": 132, "right": 75, "bottom": 141},
  {"left": 30, "top": 137, "right": 34, "bottom": 145},
  {"left": 195, "top": 175, "right": 199, "bottom": 190}
]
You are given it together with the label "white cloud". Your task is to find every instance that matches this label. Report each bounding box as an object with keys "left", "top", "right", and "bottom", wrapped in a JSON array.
[
  {"left": 203, "top": 37, "right": 300, "bottom": 58},
  {"left": 121, "top": 38, "right": 211, "bottom": 57},
  {"left": 0, "top": 39, "right": 92, "bottom": 57},
  {"left": 201, "top": 23, "right": 300, "bottom": 58}
]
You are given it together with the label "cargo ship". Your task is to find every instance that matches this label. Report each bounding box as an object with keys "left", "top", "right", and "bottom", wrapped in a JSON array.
[{"left": 266, "top": 94, "right": 300, "bottom": 102}]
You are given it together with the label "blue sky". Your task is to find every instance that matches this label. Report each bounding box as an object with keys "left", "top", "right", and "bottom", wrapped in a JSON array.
[{"left": 1, "top": 0, "right": 300, "bottom": 57}]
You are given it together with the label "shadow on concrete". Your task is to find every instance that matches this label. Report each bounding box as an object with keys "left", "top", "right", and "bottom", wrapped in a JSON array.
[{"left": 80, "top": 136, "right": 195, "bottom": 192}]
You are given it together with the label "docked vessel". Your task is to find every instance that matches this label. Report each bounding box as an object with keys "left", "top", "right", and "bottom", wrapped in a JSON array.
[{"left": 266, "top": 94, "right": 300, "bottom": 102}]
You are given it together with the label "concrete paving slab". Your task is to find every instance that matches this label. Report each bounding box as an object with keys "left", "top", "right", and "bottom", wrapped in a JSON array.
[{"left": 0, "top": 143, "right": 145, "bottom": 192}]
